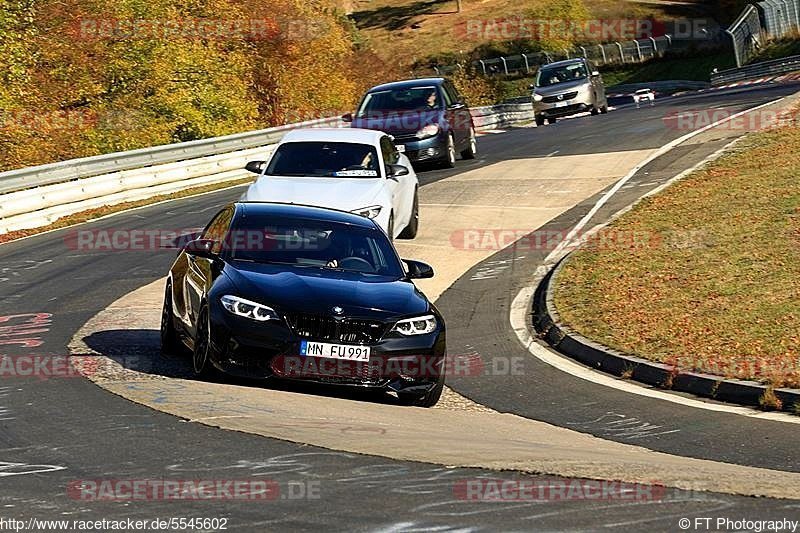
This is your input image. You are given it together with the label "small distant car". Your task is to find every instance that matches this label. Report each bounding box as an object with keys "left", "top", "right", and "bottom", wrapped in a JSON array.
[
  {"left": 343, "top": 78, "right": 477, "bottom": 168},
  {"left": 241, "top": 128, "right": 419, "bottom": 240},
  {"left": 161, "top": 202, "right": 446, "bottom": 407},
  {"left": 633, "top": 88, "right": 655, "bottom": 106},
  {"left": 531, "top": 58, "right": 608, "bottom": 125}
]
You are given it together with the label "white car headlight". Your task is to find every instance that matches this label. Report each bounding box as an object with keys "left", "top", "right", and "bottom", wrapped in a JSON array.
[
  {"left": 352, "top": 205, "right": 382, "bottom": 219},
  {"left": 391, "top": 314, "right": 437, "bottom": 335},
  {"left": 221, "top": 295, "right": 279, "bottom": 321},
  {"left": 415, "top": 124, "right": 440, "bottom": 139},
  {"left": 532, "top": 93, "right": 543, "bottom": 102}
]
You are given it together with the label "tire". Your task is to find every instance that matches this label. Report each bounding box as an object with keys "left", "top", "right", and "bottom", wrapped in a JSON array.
[
  {"left": 192, "top": 306, "right": 218, "bottom": 380},
  {"left": 398, "top": 379, "right": 444, "bottom": 408},
  {"left": 547, "top": 117, "right": 557, "bottom": 124},
  {"left": 460, "top": 127, "right": 477, "bottom": 159},
  {"left": 438, "top": 133, "right": 456, "bottom": 169},
  {"left": 600, "top": 104, "right": 608, "bottom": 114},
  {"left": 535, "top": 116, "right": 545, "bottom": 127},
  {"left": 398, "top": 189, "right": 419, "bottom": 239},
  {"left": 590, "top": 106, "right": 599, "bottom": 116},
  {"left": 160, "top": 282, "right": 185, "bottom": 356}
]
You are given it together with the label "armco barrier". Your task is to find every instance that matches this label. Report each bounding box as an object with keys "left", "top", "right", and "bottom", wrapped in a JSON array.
[
  {"left": 711, "top": 53, "right": 800, "bottom": 85},
  {"left": 0, "top": 103, "right": 535, "bottom": 234}
]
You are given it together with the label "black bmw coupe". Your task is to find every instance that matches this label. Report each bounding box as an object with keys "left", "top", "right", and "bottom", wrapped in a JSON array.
[{"left": 161, "top": 202, "right": 445, "bottom": 407}]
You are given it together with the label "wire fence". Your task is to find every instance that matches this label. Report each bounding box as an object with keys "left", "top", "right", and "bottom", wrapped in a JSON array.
[
  {"left": 435, "top": 35, "right": 678, "bottom": 77},
  {"left": 726, "top": 0, "right": 800, "bottom": 67}
]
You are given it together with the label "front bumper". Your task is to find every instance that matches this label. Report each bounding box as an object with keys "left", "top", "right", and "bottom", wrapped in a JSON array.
[
  {"left": 535, "top": 101, "right": 592, "bottom": 118},
  {"left": 207, "top": 305, "right": 446, "bottom": 394},
  {"left": 392, "top": 135, "right": 447, "bottom": 162}
]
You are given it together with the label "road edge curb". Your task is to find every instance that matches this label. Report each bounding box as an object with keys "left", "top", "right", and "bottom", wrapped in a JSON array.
[{"left": 533, "top": 245, "right": 800, "bottom": 414}]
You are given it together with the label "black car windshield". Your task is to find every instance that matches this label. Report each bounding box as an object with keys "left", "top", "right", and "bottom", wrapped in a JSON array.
[
  {"left": 536, "top": 64, "right": 589, "bottom": 87},
  {"left": 266, "top": 142, "right": 380, "bottom": 178},
  {"left": 356, "top": 86, "right": 441, "bottom": 116},
  {"left": 227, "top": 215, "right": 404, "bottom": 277}
]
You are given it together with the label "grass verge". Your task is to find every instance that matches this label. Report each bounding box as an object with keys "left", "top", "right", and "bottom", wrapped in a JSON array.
[
  {"left": 0, "top": 178, "right": 251, "bottom": 246},
  {"left": 553, "top": 117, "right": 800, "bottom": 389}
]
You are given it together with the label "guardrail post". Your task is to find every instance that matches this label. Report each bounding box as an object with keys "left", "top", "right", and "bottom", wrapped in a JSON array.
[
  {"left": 479, "top": 59, "right": 487, "bottom": 75},
  {"left": 579, "top": 46, "right": 587, "bottom": 58},
  {"left": 564, "top": 48, "right": 570, "bottom": 59},
  {"left": 615, "top": 41, "right": 624, "bottom": 62},
  {"left": 598, "top": 44, "right": 607, "bottom": 63},
  {"left": 633, "top": 40, "right": 643, "bottom": 61},
  {"left": 544, "top": 52, "right": 552, "bottom": 63},
  {"left": 522, "top": 54, "right": 530, "bottom": 73},
  {"left": 500, "top": 56, "right": 509, "bottom": 75},
  {"left": 665, "top": 33, "right": 672, "bottom": 45},
  {"left": 649, "top": 36, "right": 658, "bottom": 57}
]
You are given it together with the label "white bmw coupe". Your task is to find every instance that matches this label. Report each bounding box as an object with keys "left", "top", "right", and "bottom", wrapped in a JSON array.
[{"left": 241, "top": 128, "right": 419, "bottom": 239}]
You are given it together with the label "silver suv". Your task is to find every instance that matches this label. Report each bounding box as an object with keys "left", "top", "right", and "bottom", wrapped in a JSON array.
[{"left": 531, "top": 58, "right": 608, "bottom": 126}]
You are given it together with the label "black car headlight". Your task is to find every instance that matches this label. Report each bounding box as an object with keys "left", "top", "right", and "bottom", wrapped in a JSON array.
[
  {"left": 391, "top": 314, "right": 437, "bottom": 335},
  {"left": 221, "top": 295, "right": 279, "bottom": 322},
  {"left": 415, "top": 124, "right": 440, "bottom": 139}
]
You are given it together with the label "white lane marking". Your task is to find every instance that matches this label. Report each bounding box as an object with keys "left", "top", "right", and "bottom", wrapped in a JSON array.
[
  {"left": 543, "top": 96, "right": 786, "bottom": 264},
  {"left": 509, "top": 286, "right": 800, "bottom": 424},
  {"left": 420, "top": 203, "right": 558, "bottom": 210},
  {"left": 0, "top": 462, "right": 66, "bottom": 477}
]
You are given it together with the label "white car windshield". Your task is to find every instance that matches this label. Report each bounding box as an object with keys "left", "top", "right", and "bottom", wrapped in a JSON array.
[{"left": 267, "top": 141, "right": 381, "bottom": 177}]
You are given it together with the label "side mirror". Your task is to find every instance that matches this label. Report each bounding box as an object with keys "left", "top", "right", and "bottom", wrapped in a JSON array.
[
  {"left": 591, "top": 71, "right": 600, "bottom": 77},
  {"left": 528, "top": 83, "right": 536, "bottom": 90},
  {"left": 245, "top": 160, "right": 267, "bottom": 174},
  {"left": 342, "top": 113, "right": 353, "bottom": 123},
  {"left": 387, "top": 164, "right": 410, "bottom": 179},
  {"left": 184, "top": 239, "right": 217, "bottom": 259},
  {"left": 172, "top": 230, "right": 203, "bottom": 253},
  {"left": 404, "top": 259, "right": 434, "bottom": 279}
]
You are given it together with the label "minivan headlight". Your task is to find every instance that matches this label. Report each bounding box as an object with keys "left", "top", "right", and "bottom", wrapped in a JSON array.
[
  {"left": 532, "top": 93, "right": 543, "bottom": 102},
  {"left": 391, "top": 314, "right": 437, "bottom": 335},
  {"left": 221, "top": 295, "right": 279, "bottom": 321}
]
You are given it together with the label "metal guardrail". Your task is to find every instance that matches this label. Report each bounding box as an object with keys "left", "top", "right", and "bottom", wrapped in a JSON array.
[
  {"left": 710, "top": 53, "right": 800, "bottom": 84},
  {"left": 0, "top": 116, "right": 341, "bottom": 196},
  {"left": 0, "top": 103, "right": 535, "bottom": 234}
]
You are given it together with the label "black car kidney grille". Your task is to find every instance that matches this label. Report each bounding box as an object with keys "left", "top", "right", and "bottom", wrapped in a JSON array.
[
  {"left": 287, "top": 314, "right": 387, "bottom": 345},
  {"left": 542, "top": 91, "right": 578, "bottom": 103}
]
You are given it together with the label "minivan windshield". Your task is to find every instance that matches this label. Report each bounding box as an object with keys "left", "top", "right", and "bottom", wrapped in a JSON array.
[
  {"left": 536, "top": 63, "right": 589, "bottom": 87},
  {"left": 266, "top": 141, "right": 381, "bottom": 178}
]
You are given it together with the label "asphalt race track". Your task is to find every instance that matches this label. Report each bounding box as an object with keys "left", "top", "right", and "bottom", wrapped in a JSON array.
[{"left": 2, "top": 81, "right": 800, "bottom": 531}]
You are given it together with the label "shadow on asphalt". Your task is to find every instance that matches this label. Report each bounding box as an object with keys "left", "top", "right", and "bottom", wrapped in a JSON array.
[{"left": 80, "top": 328, "right": 414, "bottom": 407}]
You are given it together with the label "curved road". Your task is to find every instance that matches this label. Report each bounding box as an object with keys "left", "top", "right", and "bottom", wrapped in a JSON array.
[{"left": 1, "top": 81, "right": 799, "bottom": 530}]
